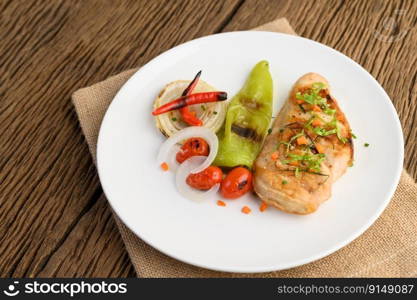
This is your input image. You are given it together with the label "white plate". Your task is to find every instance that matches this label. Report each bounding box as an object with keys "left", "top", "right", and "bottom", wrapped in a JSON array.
[{"left": 97, "top": 32, "right": 403, "bottom": 273}]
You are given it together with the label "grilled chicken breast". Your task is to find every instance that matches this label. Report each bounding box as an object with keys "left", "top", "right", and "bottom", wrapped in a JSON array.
[{"left": 253, "top": 73, "right": 353, "bottom": 214}]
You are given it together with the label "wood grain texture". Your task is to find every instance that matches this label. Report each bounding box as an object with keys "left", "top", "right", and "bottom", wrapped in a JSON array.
[{"left": 0, "top": 0, "right": 416, "bottom": 277}]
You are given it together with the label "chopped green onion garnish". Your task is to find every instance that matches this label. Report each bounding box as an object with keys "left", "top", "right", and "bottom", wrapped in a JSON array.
[
  {"left": 268, "top": 128, "right": 272, "bottom": 135},
  {"left": 283, "top": 152, "right": 326, "bottom": 173},
  {"left": 295, "top": 167, "right": 300, "bottom": 177},
  {"left": 312, "top": 82, "right": 326, "bottom": 91},
  {"left": 313, "top": 127, "right": 336, "bottom": 136},
  {"left": 201, "top": 105, "right": 206, "bottom": 111},
  {"left": 171, "top": 117, "right": 177, "bottom": 121},
  {"left": 286, "top": 130, "right": 304, "bottom": 152},
  {"left": 295, "top": 82, "right": 329, "bottom": 112},
  {"left": 351, "top": 132, "right": 357, "bottom": 139},
  {"left": 304, "top": 116, "right": 316, "bottom": 130},
  {"left": 364, "top": 143, "right": 369, "bottom": 147},
  {"left": 282, "top": 180, "right": 288, "bottom": 185},
  {"left": 324, "top": 108, "right": 336, "bottom": 116},
  {"left": 334, "top": 122, "right": 347, "bottom": 143},
  {"left": 276, "top": 141, "right": 290, "bottom": 150},
  {"left": 289, "top": 131, "right": 304, "bottom": 142},
  {"left": 213, "top": 111, "right": 218, "bottom": 115}
]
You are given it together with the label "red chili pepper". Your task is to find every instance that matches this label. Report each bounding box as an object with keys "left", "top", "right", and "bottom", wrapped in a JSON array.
[
  {"left": 180, "top": 71, "right": 203, "bottom": 126},
  {"left": 152, "top": 92, "right": 227, "bottom": 116},
  {"left": 180, "top": 109, "right": 202, "bottom": 126},
  {"left": 182, "top": 70, "right": 201, "bottom": 96}
]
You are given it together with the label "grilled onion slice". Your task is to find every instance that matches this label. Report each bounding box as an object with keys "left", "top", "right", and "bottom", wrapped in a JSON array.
[{"left": 153, "top": 80, "right": 227, "bottom": 137}]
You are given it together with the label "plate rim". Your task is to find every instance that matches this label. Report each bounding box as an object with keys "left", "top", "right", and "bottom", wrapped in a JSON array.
[{"left": 97, "top": 31, "right": 404, "bottom": 273}]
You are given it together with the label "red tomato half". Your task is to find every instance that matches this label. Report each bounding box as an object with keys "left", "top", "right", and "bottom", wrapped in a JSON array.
[
  {"left": 220, "top": 167, "right": 253, "bottom": 199},
  {"left": 176, "top": 137, "right": 209, "bottom": 163},
  {"left": 186, "top": 166, "right": 223, "bottom": 190}
]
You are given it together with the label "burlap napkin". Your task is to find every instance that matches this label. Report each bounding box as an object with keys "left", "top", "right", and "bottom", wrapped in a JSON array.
[{"left": 72, "top": 18, "right": 417, "bottom": 277}]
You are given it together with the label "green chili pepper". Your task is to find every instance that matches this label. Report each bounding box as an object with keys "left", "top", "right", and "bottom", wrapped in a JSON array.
[{"left": 213, "top": 60, "right": 273, "bottom": 168}]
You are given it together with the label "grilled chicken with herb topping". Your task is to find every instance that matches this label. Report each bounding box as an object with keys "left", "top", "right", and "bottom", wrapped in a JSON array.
[{"left": 253, "top": 73, "right": 354, "bottom": 214}]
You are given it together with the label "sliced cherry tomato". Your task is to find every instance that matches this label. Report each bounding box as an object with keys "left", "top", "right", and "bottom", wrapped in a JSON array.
[
  {"left": 220, "top": 167, "right": 253, "bottom": 199},
  {"left": 176, "top": 137, "right": 209, "bottom": 163},
  {"left": 186, "top": 166, "right": 223, "bottom": 190}
]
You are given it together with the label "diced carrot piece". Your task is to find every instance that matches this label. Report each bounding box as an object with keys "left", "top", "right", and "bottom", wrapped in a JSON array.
[
  {"left": 160, "top": 162, "right": 169, "bottom": 171},
  {"left": 241, "top": 206, "right": 251, "bottom": 214},
  {"left": 315, "top": 143, "right": 325, "bottom": 154},
  {"left": 296, "top": 99, "right": 304, "bottom": 104},
  {"left": 296, "top": 136, "right": 309, "bottom": 145},
  {"left": 312, "top": 105, "right": 321, "bottom": 112},
  {"left": 289, "top": 160, "right": 299, "bottom": 166},
  {"left": 312, "top": 119, "right": 322, "bottom": 127},
  {"left": 336, "top": 113, "right": 344, "bottom": 121},
  {"left": 259, "top": 202, "right": 268, "bottom": 212},
  {"left": 271, "top": 151, "right": 279, "bottom": 161},
  {"left": 217, "top": 200, "right": 226, "bottom": 207}
]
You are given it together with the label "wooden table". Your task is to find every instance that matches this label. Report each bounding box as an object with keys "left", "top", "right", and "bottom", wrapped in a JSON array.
[{"left": 1, "top": 0, "right": 416, "bottom": 277}]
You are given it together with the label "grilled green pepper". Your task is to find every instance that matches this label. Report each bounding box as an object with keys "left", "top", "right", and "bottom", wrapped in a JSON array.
[{"left": 214, "top": 60, "right": 273, "bottom": 168}]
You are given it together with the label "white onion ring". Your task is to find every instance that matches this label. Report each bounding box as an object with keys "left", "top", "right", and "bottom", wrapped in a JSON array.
[
  {"left": 166, "top": 144, "right": 181, "bottom": 172},
  {"left": 157, "top": 126, "right": 218, "bottom": 174},
  {"left": 176, "top": 156, "right": 220, "bottom": 202}
]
